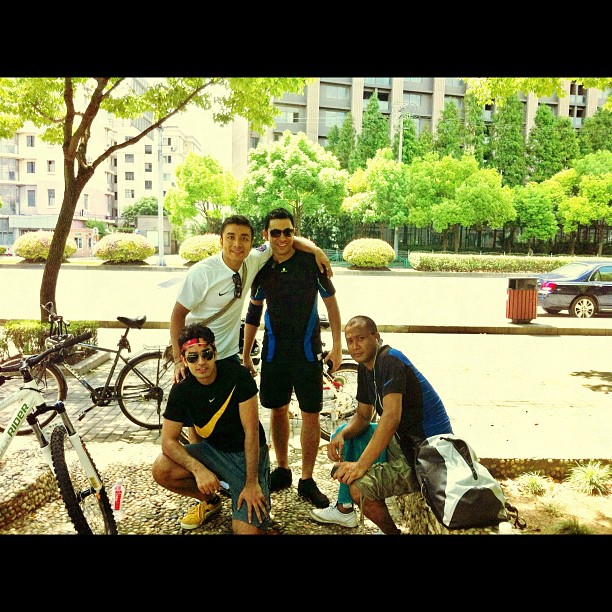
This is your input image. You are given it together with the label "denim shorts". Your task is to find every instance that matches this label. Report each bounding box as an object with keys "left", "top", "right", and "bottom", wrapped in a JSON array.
[{"left": 186, "top": 438, "right": 272, "bottom": 530}]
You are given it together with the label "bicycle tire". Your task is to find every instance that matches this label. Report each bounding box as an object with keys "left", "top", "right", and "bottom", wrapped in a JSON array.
[
  {"left": 50, "top": 425, "right": 117, "bottom": 535},
  {"left": 319, "top": 362, "right": 360, "bottom": 442},
  {"left": 0, "top": 360, "right": 67, "bottom": 435},
  {"left": 116, "top": 350, "right": 173, "bottom": 430}
]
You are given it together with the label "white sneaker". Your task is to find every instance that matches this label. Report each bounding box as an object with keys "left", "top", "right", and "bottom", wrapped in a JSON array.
[{"left": 310, "top": 503, "right": 358, "bottom": 528}]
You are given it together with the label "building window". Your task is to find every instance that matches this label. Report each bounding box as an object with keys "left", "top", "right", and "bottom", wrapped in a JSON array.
[
  {"left": 27, "top": 189, "right": 36, "bottom": 207},
  {"left": 48, "top": 189, "right": 56, "bottom": 207},
  {"left": 125, "top": 189, "right": 135, "bottom": 199},
  {"left": 144, "top": 163, "right": 153, "bottom": 172},
  {"left": 125, "top": 153, "right": 134, "bottom": 163},
  {"left": 164, "top": 155, "right": 172, "bottom": 164},
  {"left": 321, "top": 109, "right": 347, "bottom": 128},
  {"left": 250, "top": 136, "right": 260, "bottom": 149},
  {"left": 74, "top": 236, "right": 83, "bottom": 250},
  {"left": 26, "top": 161, "right": 35, "bottom": 173},
  {"left": 47, "top": 160, "right": 55, "bottom": 173},
  {"left": 321, "top": 84, "right": 350, "bottom": 101},
  {"left": 164, "top": 137, "right": 172, "bottom": 147},
  {"left": 145, "top": 144, "right": 152, "bottom": 154},
  {"left": 26, "top": 135, "right": 35, "bottom": 147},
  {"left": 83, "top": 194, "right": 89, "bottom": 210},
  {"left": 275, "top": 105, "right": 301, "bottom": 125},
  {"left": 125, "top": 172, "right": 134, "bottom": 180},
  {"left": 145, "top": 180, "right": 153, "bottom": 190}
]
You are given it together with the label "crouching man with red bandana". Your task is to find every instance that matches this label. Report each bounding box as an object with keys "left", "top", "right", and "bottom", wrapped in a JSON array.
[{"left": 152, "top": 322, "right": 272, "bottom": 535}]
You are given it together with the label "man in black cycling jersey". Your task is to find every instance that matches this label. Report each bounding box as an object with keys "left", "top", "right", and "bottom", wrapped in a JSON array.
[{"left": 242, "top": 208, "right": 343, "bottom": 509}]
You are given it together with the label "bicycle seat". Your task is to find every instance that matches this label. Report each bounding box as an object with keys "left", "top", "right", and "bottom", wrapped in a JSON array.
[{"left": 117, "top": 315, "right": 147, "bottom": 329}]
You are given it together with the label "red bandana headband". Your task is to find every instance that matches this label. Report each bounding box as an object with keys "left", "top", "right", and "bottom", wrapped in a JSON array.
[{"left": 181, "top": 338, "right": 211, "bottom": 352}]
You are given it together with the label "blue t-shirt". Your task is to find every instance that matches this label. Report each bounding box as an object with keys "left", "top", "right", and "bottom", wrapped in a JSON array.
[{"left": 356, "top": 345, "right": 453, "bottom": 462}]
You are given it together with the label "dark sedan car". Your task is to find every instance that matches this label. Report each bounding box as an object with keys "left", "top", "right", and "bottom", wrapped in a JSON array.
[{"left": 537, "top": 260, "right": 612, "bottom": 318}]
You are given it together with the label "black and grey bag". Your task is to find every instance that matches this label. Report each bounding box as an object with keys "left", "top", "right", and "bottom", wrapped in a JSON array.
[{"left": 413, "top": 434, "right": 524, "bottom": 530}]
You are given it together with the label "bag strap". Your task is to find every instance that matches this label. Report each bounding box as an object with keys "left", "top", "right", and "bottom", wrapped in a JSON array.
[
  {"left": 201, "top": 262, "right": 247, "bottom": 327},
  {"left": 504, "top": 502, "right": 527, "bottom": 530}
]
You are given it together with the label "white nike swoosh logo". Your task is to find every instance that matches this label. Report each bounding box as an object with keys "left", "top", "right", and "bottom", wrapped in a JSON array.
[{"left": 209, "top": 398, "right": 215, "bottom": 402}]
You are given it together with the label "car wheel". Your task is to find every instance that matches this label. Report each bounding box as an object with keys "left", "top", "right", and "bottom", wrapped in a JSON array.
[
  {"left": 543, "top": 308, "right": 562, "bottom": 314},
  {"left": 570, "top": 296, "right": 597, "bottom": 318}
]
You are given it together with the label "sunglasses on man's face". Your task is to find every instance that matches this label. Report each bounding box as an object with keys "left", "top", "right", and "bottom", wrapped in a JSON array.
[
  {"left": 269, "top": 228, "right": 294, "bottom": 238},
  {"left": 184, "top": 347, "right": 215, "bottom": 363},
  {"left": 232, "top": 272, "right": 242, "bottom": 298}
]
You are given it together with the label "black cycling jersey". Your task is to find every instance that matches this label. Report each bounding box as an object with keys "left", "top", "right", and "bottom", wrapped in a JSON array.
[{"left": 251, "top": 250, "right": 336, "bottom": 362}]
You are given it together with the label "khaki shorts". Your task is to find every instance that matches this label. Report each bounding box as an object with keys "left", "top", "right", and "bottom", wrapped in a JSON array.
[{"left": 353, "top": 435, "right": 419, "bottom": 501}]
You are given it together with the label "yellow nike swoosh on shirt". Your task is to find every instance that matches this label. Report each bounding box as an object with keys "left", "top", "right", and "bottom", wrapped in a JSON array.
[{"left": 195, "top": 386, "right": 236, "bottom": 438}]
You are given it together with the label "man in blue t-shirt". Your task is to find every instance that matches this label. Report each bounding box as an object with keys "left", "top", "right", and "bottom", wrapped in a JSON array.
[{"left": 310, "top": 315, "right": 453, "bottom": 534}]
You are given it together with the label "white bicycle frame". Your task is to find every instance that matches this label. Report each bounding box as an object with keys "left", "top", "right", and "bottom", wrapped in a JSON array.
[{"left": 0, "top": 369, "right": 103, "bottom": 492}]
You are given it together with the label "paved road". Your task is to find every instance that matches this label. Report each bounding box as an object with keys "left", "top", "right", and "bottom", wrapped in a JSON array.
[{"left": 2, "top": 261, "right": 611, "bottom": 461}]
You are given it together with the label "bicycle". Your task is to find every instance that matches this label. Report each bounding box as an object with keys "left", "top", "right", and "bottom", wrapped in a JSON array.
[
  {"left": 0, "top": 332, "right": 117, "bottom": 535},
  {"left": 0, "top": 302, "right": 173, "bottom": 435}
]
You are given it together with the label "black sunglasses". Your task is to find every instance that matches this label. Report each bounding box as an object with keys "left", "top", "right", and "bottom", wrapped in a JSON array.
[
  {"left": 269, "top": 228, "right": 294, "bottom": 238},
  {"left": 184, "top": 347, "right": 215, "bottom": 363},
  {"left": 232, "top": 272, "right": 242, "bottom": 298}
]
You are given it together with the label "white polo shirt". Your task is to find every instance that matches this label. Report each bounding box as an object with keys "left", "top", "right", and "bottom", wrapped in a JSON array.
[{"left": 176, "top": 245, "right": 271, "bottom": 360}]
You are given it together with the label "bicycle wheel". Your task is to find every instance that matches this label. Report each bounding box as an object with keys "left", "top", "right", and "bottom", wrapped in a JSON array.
[
  {"left": 116, "top": 350, "right": 173, "bottom": 430},
  {"left": 0, "top": 360, "right": 67, "bottom": 435},
  {"left": 50, "top": 425, "right": 117, "bottom": 535},
  {"left": 320, "top": 362, "right": 360, "bottom": 441}
]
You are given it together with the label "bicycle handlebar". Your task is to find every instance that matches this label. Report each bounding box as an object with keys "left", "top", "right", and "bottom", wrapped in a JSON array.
[{"left": 24, "top": 331, "right": 93, "bottom": 368}]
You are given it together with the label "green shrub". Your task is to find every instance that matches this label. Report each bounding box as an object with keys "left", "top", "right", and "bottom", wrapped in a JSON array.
[
  {"left": 13, "top": 231, "right": 77, "bottom": 262},
  {"left": 1, "top": 319, "right": 99, "bottom": 357},
  {"left": 516, "top": 471, "right": 549, "bottom": 495},
  {"left": 1, "top": 320, "right": 46, "bottom": 355},
  {"left": 0, "top": 246, "right": 6, "bottom": 256},
  {"left": 407, "top": 252, "right": 578, "bottom": 273},
  {"left": 94, "top": 233, "right": 155, "bottom": 263},
  {"left": 343, "top": 238, "right": 396, "bottom": 268},
  {"left": 565, "top": 460, "right": 612, "bottom": 496},
  {"left": 178, "top": 233, "right": 221, "bottom": 263}
]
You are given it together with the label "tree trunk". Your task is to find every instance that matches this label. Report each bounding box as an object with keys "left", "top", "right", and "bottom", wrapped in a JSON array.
[
  {"left": 452, "top": 224, "right": 461, "bottom": 253},
  {"left": 39, "top": 166, "right": 91, "bottom": 321}
]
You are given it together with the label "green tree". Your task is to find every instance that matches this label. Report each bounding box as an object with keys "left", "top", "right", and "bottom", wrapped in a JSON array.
[
  {"left": 488, "top": 95, "right": 527, "bottom": 187},
  {"left": 121, "top": 196, "right": 165, "bottom": 227},
  {"left": 165, "top": 152, "right": 238, "bottom": 233},
  {"left": 325, "top": 125, "right": 340, "bottom": 154},
  {"left": 556, "top": 116, "right": 580, "bottom": 169},
  {"left": 435, "top": 100, "right": 464, "bottom": 158},
  {"left": 454, "top": 167, "right": 516, "bottom": 250},
  {"left": 392, "top": 111, "right": 419, "bottom": 165},
  {"left": 464, "top": 78, "right": 612, "bottom": 109},
  {"left": 349, "top": 90, "right": 390, "bottom": 172},
  {"left": 0, "top": 76, "right": 311, "bottom": 320},
  {"left": 336, "top": 113, "right": 357, "bottom": 170},
  {"left": 512, "top": 182, "right": 560, "bottom": 252},
  {"left": 238, "top": 130, "right": 349, "bottom": 235},
  {"left": 405, "top": 154, "right": 482, "bottom": 251},
  {"left": 462, "top": 91, "right": 488, "bottom": 166},
  {"left": 415, "top": 127, "right": 435, "bottom": 158},
  {"left": 578, "top": 107, "right": 612, "bottom": 155},
  {"left": 526, "top": 105, "right": 566, "bottom": 182},
  {"left": 342, "top": 149, "right": 410, "bottom": 242}
]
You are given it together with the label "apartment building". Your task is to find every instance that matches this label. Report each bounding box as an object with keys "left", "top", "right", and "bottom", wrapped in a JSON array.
[
  {"left": 1, "top": 77, "right": 607, "bottom": 253},
  {"left": 231, "top": 77, "right": 609, "bottom": 178},
  {"left": 0, "top": 78, "right": 200, "bottom": 256}
]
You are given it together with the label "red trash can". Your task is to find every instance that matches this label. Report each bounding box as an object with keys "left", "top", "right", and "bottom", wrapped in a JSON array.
[{"left": 506, "top": 277, "right": 537, "bottom": 323}]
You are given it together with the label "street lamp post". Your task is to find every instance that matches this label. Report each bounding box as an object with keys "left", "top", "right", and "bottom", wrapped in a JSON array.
[
  {"left": 394, "top": 103, "right": 416, "bottom": 255},
  {"left": 157, "top": 126, "right": 166, "bottom": 267}
]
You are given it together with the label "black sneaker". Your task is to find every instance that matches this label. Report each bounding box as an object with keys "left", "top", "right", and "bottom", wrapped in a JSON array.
[
  {"left": 270, "top": 467, "right": 292, "bottom": 492},
  {"left": 298, "top": 478, "right": 330, "bottom": 508}
]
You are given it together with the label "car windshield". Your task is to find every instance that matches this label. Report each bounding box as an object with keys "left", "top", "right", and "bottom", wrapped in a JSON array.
[{"left": 547, "top": 262, "right": 593, "bottom": 276}]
